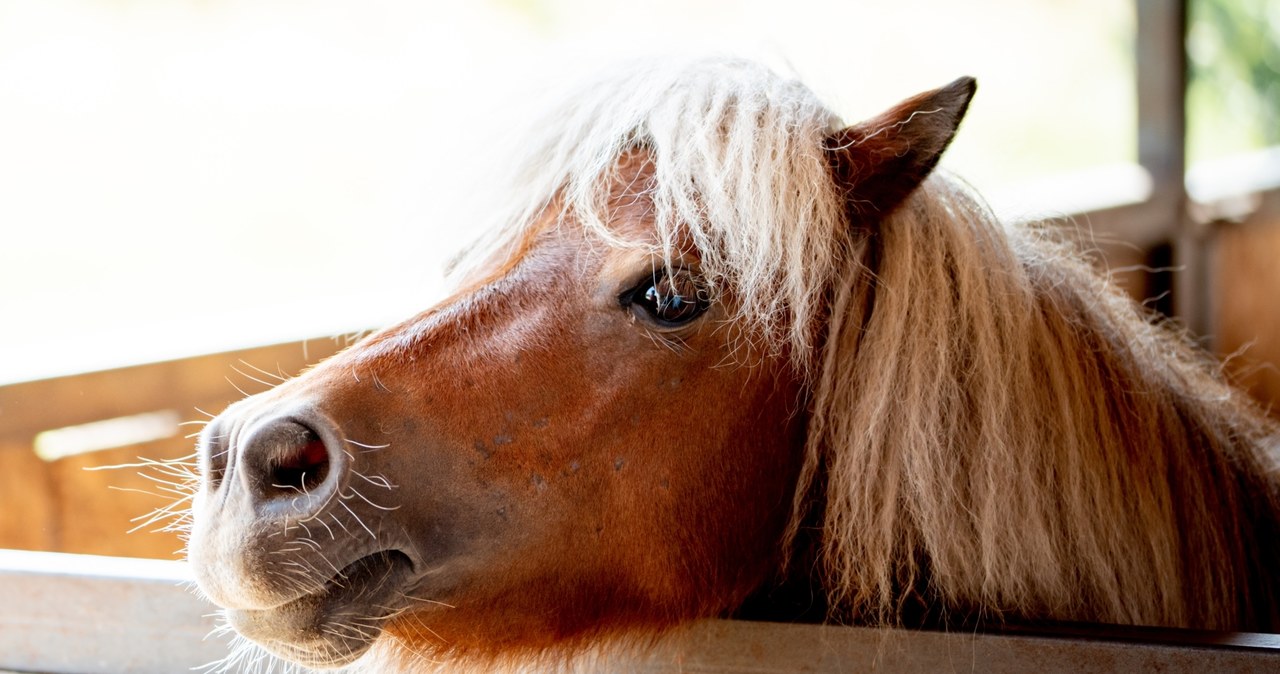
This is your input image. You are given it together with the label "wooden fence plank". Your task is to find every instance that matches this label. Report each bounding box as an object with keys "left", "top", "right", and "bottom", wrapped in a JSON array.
[
  {"left": 1, "top": 550, "right": 1278, "bottom": 674},
  {"left": 0, "top": 550, "right": 227, "bottom": 674},
  {"left": 637, "top": 620, "right": 1280, "bottom": 674},
  {"left": 0, "top": 442, "right": 55, "bottom": 552},
  {"left": 1213, "top": 211, "right": 1280, "bottom": 415},
  {"left": 0, "top": 338, "right": 347, "bottom": 444}
]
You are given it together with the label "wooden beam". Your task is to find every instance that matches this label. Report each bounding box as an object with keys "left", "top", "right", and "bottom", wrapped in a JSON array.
[
  {"left": 0, "top": 550, "right": 227, "bottom": 674},
  {"left": 0, "top": 338, "right": 346, "bottom": 444},
  {"left": 2, "top": 550, "right": 1278, "bottom": 674},
  {"left": 1136, "top": 0, "right": 1207, "bottom": 336},
  {"left": 1136, "top": 0, "right": 1188, "bottom": 199},
  {"left": 639, "top": 620, "right": 1280, "bottom": 673}
]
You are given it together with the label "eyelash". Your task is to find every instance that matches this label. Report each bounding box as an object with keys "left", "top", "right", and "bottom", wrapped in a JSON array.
[{"left": 619, "top": 269, "right": 710, "bottom": 328}]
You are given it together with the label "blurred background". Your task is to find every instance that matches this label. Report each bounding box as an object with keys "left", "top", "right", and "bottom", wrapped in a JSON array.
[
  {"left": 0, "top": 0, "right": 1277, "bottom": 560},
  {"left": 0, "top": 0, "right": 1275, "bottom": 380},
  {"left": 0, "top": 0, "right": 1139, "bottom": 380}
]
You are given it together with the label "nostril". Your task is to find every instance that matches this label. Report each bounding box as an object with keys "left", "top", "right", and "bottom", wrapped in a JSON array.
[
  {"left": 240, "top": 419, "right": 338, "bottom": 505},
  {"left": 268, "top": 430, "right": 330, "bottom": 494}
]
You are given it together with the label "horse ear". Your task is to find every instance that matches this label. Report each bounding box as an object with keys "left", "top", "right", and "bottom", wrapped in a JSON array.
[{"left": 825, "top": 76, "right": 976, "bottom": 220}]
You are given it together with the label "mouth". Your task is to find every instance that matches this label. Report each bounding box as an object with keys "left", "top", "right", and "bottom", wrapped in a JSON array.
[{"left": 227, "top": 549, "right": 415, "bottom": 668}]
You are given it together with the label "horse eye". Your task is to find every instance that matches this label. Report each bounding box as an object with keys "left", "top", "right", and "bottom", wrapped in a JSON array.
[{"left": 624, "top": 270, "right": 709, "bottom": 327}]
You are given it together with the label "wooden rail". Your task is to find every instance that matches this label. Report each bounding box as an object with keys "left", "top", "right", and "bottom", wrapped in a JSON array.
[
  {"left": 2, "top": 549, "right": 1278, "bottom": 674},
  {"left": 0, "top": 339, "right": 346, "bottom": 558}
]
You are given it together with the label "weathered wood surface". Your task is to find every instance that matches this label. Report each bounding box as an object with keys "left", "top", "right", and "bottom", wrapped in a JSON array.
[
  {"left": 0, "top": 550, "right": 227, "bottom": 674},
  {"left": 0, "top": 338, "right": 346, "bottom": 444},
  {"left": 2, "top": 550, "right": 1279, "bottom": 674},
  {"left": 0, "top": 339, "right": 346, "bottom": 559},
  {"left": 637, "top": 620, "right": 1280, "bottom": 674},
  {"left": 1214, "top": 206, "right": 1280, "bottom": 416}
]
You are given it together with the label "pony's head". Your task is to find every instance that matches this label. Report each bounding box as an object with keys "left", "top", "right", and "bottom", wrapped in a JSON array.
[
  {"left": 186, "top": 58, "right": 976, "bottom": 669},
  {"left": 188, "top": 56, "right": 1280, "bottom": 671}
]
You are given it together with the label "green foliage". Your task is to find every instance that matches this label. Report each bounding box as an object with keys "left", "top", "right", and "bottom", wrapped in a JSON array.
[{"left": 1187, "top": 0, "right": 1280, "bottom": 161}]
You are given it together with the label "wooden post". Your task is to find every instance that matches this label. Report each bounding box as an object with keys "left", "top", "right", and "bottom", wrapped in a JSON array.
[{"left": 1136, "top": 0, "right": 1205, "bottom": 337}]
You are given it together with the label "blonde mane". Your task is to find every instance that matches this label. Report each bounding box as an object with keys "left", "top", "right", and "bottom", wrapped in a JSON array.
[
  {"left": 456, "top": 57, "right": 1280, "bottom": 631},
  {"left": 453, "top": 57, "right": 849, "bottom": 366},
  {"left": 805, "top": 179, "right": 1280, "bottom": 630}
]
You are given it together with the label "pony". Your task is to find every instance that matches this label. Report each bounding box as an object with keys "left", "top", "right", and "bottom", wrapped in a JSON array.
[{"left": 183, "top": 57, "right": 1280, "bottom": 671}]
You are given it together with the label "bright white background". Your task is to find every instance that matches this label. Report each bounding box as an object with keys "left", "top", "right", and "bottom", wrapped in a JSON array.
[{"left": 0, "top": 0, "right": 1134, "bottom": 382}]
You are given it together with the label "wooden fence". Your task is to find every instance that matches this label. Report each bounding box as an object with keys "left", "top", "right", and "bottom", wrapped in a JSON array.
[
  {"left": 2, "top": 548, "right": 1279, "bottom": 674},
  {"left": 0, "top": 339, "right": 345, "bottom": 559}
]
